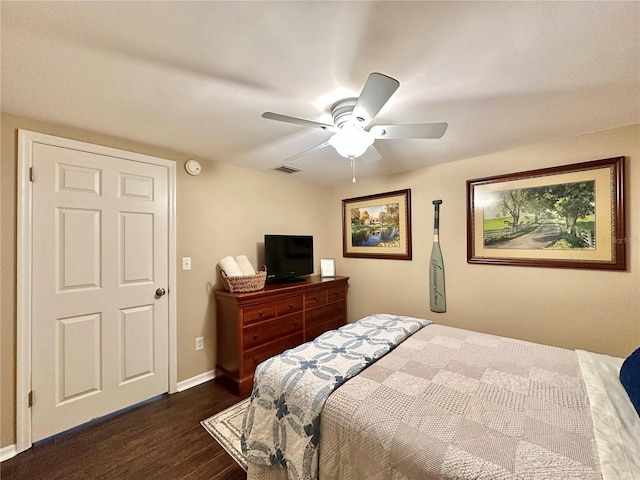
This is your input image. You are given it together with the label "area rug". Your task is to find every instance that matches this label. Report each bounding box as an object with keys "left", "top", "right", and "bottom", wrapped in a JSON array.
[{"left": 201, "top": 398, "right": 249, "bottom": 471}]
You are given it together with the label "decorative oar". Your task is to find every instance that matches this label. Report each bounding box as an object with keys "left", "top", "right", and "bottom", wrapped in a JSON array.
[{"left": 429, "top": 200, "right": 446, "bottom": 313}]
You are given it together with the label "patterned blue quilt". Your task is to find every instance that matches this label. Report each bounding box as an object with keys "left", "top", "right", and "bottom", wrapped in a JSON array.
[{"left": 241, "top": 313, "right": 431, "bottom": 480}]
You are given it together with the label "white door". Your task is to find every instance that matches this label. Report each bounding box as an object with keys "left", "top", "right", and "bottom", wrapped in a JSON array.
[{"left": 30, "top": 142, "right": 170, "bottom": 442}]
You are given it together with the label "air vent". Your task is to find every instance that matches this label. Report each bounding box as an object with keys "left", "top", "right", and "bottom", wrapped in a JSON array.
[{"left": 273, "top": 164, "right": 303, "bottom": 174}]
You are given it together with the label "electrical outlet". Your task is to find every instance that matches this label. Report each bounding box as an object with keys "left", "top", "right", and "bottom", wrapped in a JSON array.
[
  {"left": 195, "top": 336, "right": 204, "bottom": 351},
  {"left": 182, "top": 257, "right": 192, "bottom": 271}
]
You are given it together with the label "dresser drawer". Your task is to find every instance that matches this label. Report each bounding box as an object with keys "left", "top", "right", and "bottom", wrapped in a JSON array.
[
  {"left": 305, "top": 291, "right": 327, "bottom": 308},
  {"left": 243, "top": 301, "right": 277, "bottom": 325},
  {"left": 277, "top": 295, "right": 303, "bottom": 315},
  {"left": 327, "top": 286, "right": 346, "bottom": 303},
  {"left": 243, "top": 312, "right": 303, "bottom": 349},
  {"left": 306, "top": 303, "right": 345, "bottom": 328},
  {"left": 242, "top": 332, "right": 304, "bottom": 376}
]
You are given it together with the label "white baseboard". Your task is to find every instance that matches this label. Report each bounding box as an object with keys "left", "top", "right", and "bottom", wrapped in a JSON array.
[
  {"left": 0, "top": 444, "right": 17, "bottom": 462},
  {"left": 176, "top": 369, "right": 215, "bottom": 392}
]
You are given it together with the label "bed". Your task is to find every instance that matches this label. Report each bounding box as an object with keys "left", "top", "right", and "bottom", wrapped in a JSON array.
[{"left": 241, "top": 314, "right": 640, "bottom": 480}]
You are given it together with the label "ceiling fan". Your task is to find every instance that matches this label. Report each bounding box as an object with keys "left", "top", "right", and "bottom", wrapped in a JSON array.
[{"left": 262, "top": 72, "right": 448, "bottom": 182}]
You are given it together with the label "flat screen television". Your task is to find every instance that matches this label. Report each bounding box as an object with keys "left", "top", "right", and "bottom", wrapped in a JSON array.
[{"left": 264, "top": 234, "right": 313, "bottom": 283}]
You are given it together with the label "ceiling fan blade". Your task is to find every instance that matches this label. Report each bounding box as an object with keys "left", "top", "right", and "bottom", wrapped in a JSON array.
[
  {"left": 370, "top": 123, "right": 448, "bottom": 139},
  {"left": 351, "top": 73, "right": 400, "bottom": 125},
  {"left": 361, "top": 145, "right": 382, "bottom": 164},
  {"left": 282, "top": 140, "right": 331, "bottom": 163},
  {"left": 262, "top": 112, "right": 336, "bottom": 131}
]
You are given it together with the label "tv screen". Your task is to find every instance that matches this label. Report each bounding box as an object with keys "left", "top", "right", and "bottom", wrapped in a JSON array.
[{"left": 264, "top": 234, "right": 313, "bottom": 282}]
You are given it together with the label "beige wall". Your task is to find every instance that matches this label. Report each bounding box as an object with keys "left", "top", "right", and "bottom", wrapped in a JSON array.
[
  {"left": 0, "top": 112, "right": 331, "bottom": 447},
  {"left": 327, "top": 124, "right": 640, "bottom": 359},
  {"left": 2, "top": 114, "right": 639, "bottom": 449}
]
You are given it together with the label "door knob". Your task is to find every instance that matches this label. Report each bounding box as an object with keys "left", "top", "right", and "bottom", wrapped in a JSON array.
[{"left": 155, "top": 288, "right": 166, "bottom": 297}]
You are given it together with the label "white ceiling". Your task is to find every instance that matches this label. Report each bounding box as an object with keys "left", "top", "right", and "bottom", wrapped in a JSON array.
[{"left": 2, "top": 1, "right": 639, "bottom": 187}]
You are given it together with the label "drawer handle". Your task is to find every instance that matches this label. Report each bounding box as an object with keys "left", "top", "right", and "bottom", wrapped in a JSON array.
[
  {"left": 289, "top": 303, "right": 294, "bottom": 309},
  {"left": 259, "top": 310, "right": 264, "bottom": 316},
  {"left": 254, "top": 356, "right": 259, "bottom": 364},
  {"left": 293, "top": 320, "right": 298, "bottom": 326},
  {"left": 253, "top": 333, "right": 258, "bottom": 340}
]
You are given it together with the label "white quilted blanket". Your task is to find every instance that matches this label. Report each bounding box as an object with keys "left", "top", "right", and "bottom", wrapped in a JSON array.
[{"left": 241, "top": 314, "right": 430, "bottom": 480}]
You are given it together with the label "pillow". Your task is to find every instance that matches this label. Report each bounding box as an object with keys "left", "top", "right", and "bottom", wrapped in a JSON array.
[{"left": 619, "top": 346, "right": 640, "bottom": 416}]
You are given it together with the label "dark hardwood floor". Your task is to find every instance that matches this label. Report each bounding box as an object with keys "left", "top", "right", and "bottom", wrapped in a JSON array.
[{"left": 1, "top": 381, "right": 248, "bottom": 480}]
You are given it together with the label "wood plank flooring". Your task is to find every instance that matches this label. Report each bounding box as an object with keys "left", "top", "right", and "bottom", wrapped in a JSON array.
[{"left": 1, "top": 381, "right": 248, "bottom": 480}]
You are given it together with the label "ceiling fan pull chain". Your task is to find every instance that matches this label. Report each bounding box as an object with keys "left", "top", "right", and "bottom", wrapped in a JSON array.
[{"left": 351, "top": 156, "right": 357, "bottom": 183}]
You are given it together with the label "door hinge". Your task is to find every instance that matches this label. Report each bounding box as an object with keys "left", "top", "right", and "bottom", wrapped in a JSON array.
[
  {"left": 29, "top": 167, "right": 34, "bottom": 182},
  {"left": 28, "top": 391, "right": 33, "bottom": 407}
]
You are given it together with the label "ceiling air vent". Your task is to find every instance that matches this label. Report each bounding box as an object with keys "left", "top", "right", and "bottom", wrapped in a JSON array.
[{"left": 273, "top": 164, "right": 303, "bottom": 174}]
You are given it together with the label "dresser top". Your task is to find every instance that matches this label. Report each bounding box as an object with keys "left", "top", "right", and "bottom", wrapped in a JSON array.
[{"left": 215, "top": 275, "right": 349, "bottom": 301}]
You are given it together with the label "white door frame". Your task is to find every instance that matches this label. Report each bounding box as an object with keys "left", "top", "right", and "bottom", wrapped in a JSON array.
[{"left": 16, "top": 129, "right": 178, "bottom": 453}]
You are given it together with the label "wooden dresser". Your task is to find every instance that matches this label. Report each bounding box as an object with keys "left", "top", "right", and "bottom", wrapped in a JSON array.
[{"left": 215, "top": 275, "right": 348, "bottom": 395}]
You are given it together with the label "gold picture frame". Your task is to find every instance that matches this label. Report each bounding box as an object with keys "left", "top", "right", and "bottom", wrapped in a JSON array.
[
  {"left": 342, "top": 189, "right": 412, "bottom": 260},
  {"left": 466, "top": 157, "right": 625, "bottom": 270}
]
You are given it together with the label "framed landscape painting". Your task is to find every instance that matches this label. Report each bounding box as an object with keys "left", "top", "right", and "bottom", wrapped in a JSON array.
[
  {"left": 342, "top": 189, "right": 412, "bottom": 260},
  {"left": 466, "top": 157, "right": 625, "bottom": 270}
]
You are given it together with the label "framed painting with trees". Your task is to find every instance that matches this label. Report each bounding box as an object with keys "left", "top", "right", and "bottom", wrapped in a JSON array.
[
  {"left": 342, "top": 189, "right": 412, "bottom": 260},
  {"left": 466, "top": 157, "right": 625, "bottom": 270}
]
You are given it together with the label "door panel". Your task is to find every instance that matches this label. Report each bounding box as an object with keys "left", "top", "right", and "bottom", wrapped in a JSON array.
[
  {"left": 120, "top": 305, "right": 155, "bottom": 382},
  {"left": 57, "top": 208, "right": 102, "bottom": 290},
  {"left": 31, "top": 142, "right": 169, "bottom": 442},
  {"left": 56, "top": 162, "right": 102, "bottom": 195},
  {"left": 57, "top": 313, "right": 102, "bottom": 403},
  {"left": 120, "top": 212, "right": 154, "bottom": 284}
]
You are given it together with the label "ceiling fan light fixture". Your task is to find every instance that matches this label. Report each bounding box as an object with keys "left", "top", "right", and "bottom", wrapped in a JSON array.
[
  {"left": 328, "top": 124, "right": 374, "bottom": 159},
  {"left": 262, "top": 73, "right": 448, "bottom": 182}
]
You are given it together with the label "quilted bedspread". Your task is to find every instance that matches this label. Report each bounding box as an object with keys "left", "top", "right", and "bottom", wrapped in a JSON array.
[
  {"left": 319, "top": 323, "right": 603, "bottom": 480},
  {"left": 242, "top": 314, "right": 430, "bottom": 480}
]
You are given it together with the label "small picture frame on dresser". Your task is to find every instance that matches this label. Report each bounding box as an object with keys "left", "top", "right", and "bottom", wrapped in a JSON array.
[{"left": 320, "top": 258, "right": 336, "bottom": 278}]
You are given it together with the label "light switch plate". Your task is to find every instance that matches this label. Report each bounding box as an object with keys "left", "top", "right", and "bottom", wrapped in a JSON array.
[{"left": 182, "top": 257, "right": 192, "bottom": 271}]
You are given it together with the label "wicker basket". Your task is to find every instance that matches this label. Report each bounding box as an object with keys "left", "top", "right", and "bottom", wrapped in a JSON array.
[{"left": 220, "top": 265, "right": 267, "bottom": 293}]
